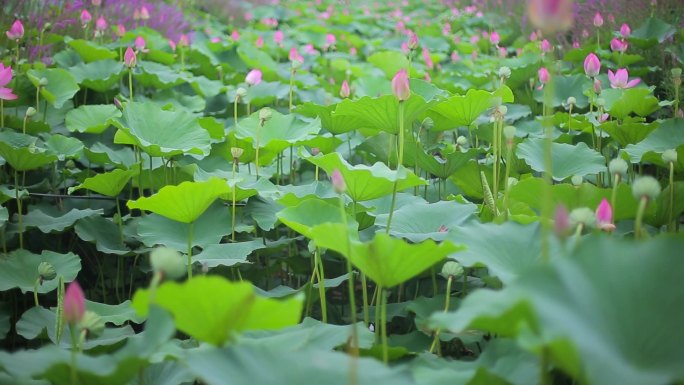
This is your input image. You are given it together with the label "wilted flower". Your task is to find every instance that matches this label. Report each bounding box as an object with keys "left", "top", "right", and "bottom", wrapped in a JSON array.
[
  {"left": 391, "top": 69, "right": 410, "bottom": 101},
  {"left": 583, "top": 53, "right": 601, "bottom": 77},
  {"left": 245, "top": 69, "right": 262, "bottom": 86},
  {"left": 608, "top": 68, "right": 640, "bottom": 89},
  {"left": 6, "top": 20, "right": 24, "bottom": 40}
]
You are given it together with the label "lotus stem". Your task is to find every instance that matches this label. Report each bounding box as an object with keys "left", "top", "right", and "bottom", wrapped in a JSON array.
[
  {"left": 338, "top": 194, "right": 358, "bottom": 352},
  {"left": 187, "top": 222, "right": 194, "bottom": 278},
  {"left": 315, "top": 247, "right": 327, "bottom": 323},
  {"left": 69, "top": 323, "right": 80, "bottom": 385},
  {"left": 289, "top": 68, "right": 295, "bottom": 112},
  {"left": 610, "top": 173, "right": 620, "bottom": 218},
  {"left": 502, "top": 141, "right": 514, "bottom": 220},
  {"left": 541, "top": 68, "right": 554, "bottom": 263},
  {"left": 385, "top": 102, "right": 405, "bottom": 233},
  {"left": 128, "top": 69, "right": 133, "bottom": 101},
  {"left": 14, "top": 168, "right": 23, "bottom": 249},
  {"left": 380, "top": 287, "right": 389, "bottom": 364},
  {"left": 634, "top": 196, "right": 648, "bottom": 240},
  {"left": 1, "top": 99, "right": 4, "bottom": 128},
  {"left": 429, "top": 274, "right": 453, "bottom": 355},
  {"left": 231, "top": 161, "right": 237, "bottom": 242},
  {"left": 668, "top": 162, "right": 675, "bottom": 232},
  {"left": 33, "top": 278, "right": 40, "bottom": 307}
]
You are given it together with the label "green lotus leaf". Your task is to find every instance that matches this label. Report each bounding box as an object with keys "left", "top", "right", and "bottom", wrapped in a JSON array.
[
  {"left": 416, "top": 148, "right": 482, "bottom": 179},
  {"left": 22, "top": 206, "right": 102, "bottom": 233},
  {"left": 335, "top": 93, "right": 433, "bottom": 135},
  {"left": 516, "top": 138, "right": 606, "bottom": 181},
  {"left": 428, "top": 89, "right": 506, "bottom": 131},
  {"left": 602, "top": 88, "right": 660, "bottom": 120},
  {"left": 74, "top": 216, "right": 129, "bottom": 255},
  {"left": 70, "top": 167, "right": 139, "bottom": 197},
  {"left": 66, "top": 104, "right": 122, "bottom": 134},
  {"left": 237, "top": 44, "right": 278, "bottom": 76},
  {"left": 0, "top": 304, "right": 9, "bottom": 341},
  {"left": 26, "top": 68, "right": 80, "bottom": 109},
  {"left": 112, "top": 101, "right": 211, "bottom": 157},
  {"left": 0, "top": 131, "right": 57, "bottom": 171},
  {"left": 367, "top": 51, "right": 410, "bottom": 78},
  {"left": 600, "top": 118, "right": 658, "bottom": 147},
  {"left": 44, "top": 134, "right": 84, "bottom": 160},
  {"left": 192, "top": 240, "right": 265, "bottom": 268},
  {"left": 304, "top": 151, "right": 427, "bottom": 202},
  {"left": 533, "top": 74, "right": 590, "bottom": 109},
  {"left": 235, "top": 110, "right": 321, "bottom": 154},
  {"left": 127, "top": 178, "right": 230, "bottom": 223},
  {"left": 623, "top": 118, "right": 684, "bottom": 165},
  {"left": 67, "top": 39, "right": 117, "bottom": 62},
  {"left": 132, "top": 276, "right": 304, "bottom": 345},
  {"left": 276, "top": 198, "right": 357, "bottom": 240},
  {"left": 0, "top": 250, "right": 81, "bottom": 294},
  {"left": 70, "top": 60, "right": 125, "bottom": 92},
  {"left": 136, "top": 60, "right": 189, "bottom": 89},
  {"left": 295, "top": 102, "right": 365, "bottom": 135},
  {"left": 630, "top": 17, "right": 676, "bottom": 48}
]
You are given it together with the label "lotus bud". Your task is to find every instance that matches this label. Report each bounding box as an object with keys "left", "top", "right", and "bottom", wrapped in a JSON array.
[
  {"left": 259, "top": 107, "right": 273, "bottom": 122},
  {"left": 662, "top": 149, "right": 677, "bottom": 164},
  {"left": 609, "top": 158, "right": 629, "bottom": 177},
  {"left": 440, "top": 261, "right": 464, "bottom": 279},
  {"left": 407, "top": 31, "right": 419, "bottom": 50},
  {"left": 571, "top": 175, "right": 583, "bottom": 186},
  {"left": 331, "top": 169, "right": 346, "bottom": 193},
  {"left": 593, "top": 12, "right": 604, "bottom": 28},
  {"left": 38, "top": 262, "right": 56, "bottom": 284},
  {"left": 150, "top": 247, "right": 186, "bottom": 280},
  {"left": 340, "top": 80, "right": 350, "bottom": 98},
  {"left": 6, "top": 20, "right": 25, "bottom": 40},
  {"left": 421, "top": 117, "right": 434, "bottom": 130},
  {"left": 503, "top": 125, "right": 516, "bottom": 140},
  {"left": 64, "top": 281, "right": 86, "bottom": 325},
  {"left": 456, "top": 136, "right": 467, "bottom": 146},
  {"left": 124, "top": 47, "right": 136, "bottom": 68},
  {"left": 78, "top": 311, "right": 105, "bottom": 338},
  {"left": 236, "top": 87, "right": 247, "bottom": 99},
  {"left": 593, "top": 78, "right": 602, "bottom": 94},
  {"left": 245, "top": 69, "right": 262, "bottom": 86},
  {"left": 391, "top": 69, "right": 411, "bottom": 101},
  {"left": 554, "top": 204, "right": 571, "bottom": 238},
  {"left": 631, "top": 176, "right": 661, "bottom": 201},
  {"left": 595, "top": 198, "right": 615, "bottom": 232},
  {"left": 25, "top": 107, "right": 37, "bottom": 118}
]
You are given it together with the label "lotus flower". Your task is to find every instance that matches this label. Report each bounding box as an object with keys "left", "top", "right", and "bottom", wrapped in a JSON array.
[
  {"left": 490, "top": 31, "right": 500, "bottom": 45},
  {"left": 95, "top": 16, "right": 107, "bottom": 32},
  {"left": 608, "top": 68, "right": 640, "bottom": 89},
  {"left": 0, "top": 64, "right": 18, "bottom": 100},
  {"left": 274, "top": 30, "right": 284, "bottom": 46},
  {"left": 64, "top": 281, "right": 85, "bottom": 325},
  {"left": 407, "top": 30, "right": 419, "bottom": 50},
  {"left": 289, "top": 47, "right": 303, "bottom": 64},
  {"left": 124, "top": 47, "right": 137, "bottom": 68},
  {"left": 595, "top": 198, "right": 615, "bottom": 232},
  {"left": 583, "top": 53, "right": 601, "bottom": 77},
  {"left": 231, "top": 30, "right": 240, "bottom": 41},
  {"left": 340, "top": 80, "right": 350, "bottom": 98},
  {"left": 80, "top": 9, "right": 92, "bottom": 25},
  {"left": 593, "top": 78, "right": 602, "bottom": 93},
  {"left": 6, "top": 20, "right": 24, "bottom": 40},
  {"left": 537, "top": 67, "right": 550, "bottom": 89},
  {"left": 331, "top": 169, "right": 346, "bottom": 193},
  {"left": 255, "top": 36, "right": 264, "bottom": 48},
  {"left": 245, "top": 69, "right": 262, "bottom": 86},
  {"left": 540, "top": 39, "right": 552, "bottom": 53},
  {"left": 139, "top": 6, "right": 151, "bottom": 21},
  {"left": 116, "top": 24, "right": 126, "bottom": 38},
  {"left": 593, "top": 12, "right": 604, "bottom": 27},
  {"left": 422, "top": 47, "right": 434, "bottom": 70},
  {"left": 325, "top": 33, "right": 336, "bottom": 49},
  {"left": 527, "top": 0, "right": 573, "bottom": 34},
  {"left": 178, "top": 34, "right": 190, "bottom": 47},
  {"left": 391, "top": 69, "right": 410, "bottom": 101},
  {"left": 610, "top": 38, "right": 628, "bottom": 53},
  {"left": 620, "top": 23, "right": 631, "bottom": 38}
]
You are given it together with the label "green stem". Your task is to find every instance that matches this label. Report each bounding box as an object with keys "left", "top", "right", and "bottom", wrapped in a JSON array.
[
  {"left": 289, "top": 68, "right": 295, "bottom": 112},
  {"left": 634, "top": 196, "right": 648, "bottom": 240},
  {"left": 255, "top": 123, "right": 261, "bottom": 178},
  {"left": 69, "top": 324, "right": 80, "bottom": 385},
  {"left": 380, "top": 287, "right": 389, "bottom": 364},
  {"left": 14, "top": 168, "right": 23, "bottom": 249},
  {"left": 610, "top": 173, "right": 620, "bottom": 218},
  {"left": 668, "top": 162, "right": 675, "bottom": 232},
  {"left": 492, "top": 119, "right": 500, "bottom": 202},
  {"left": 339, "top": 194, "right": 358, "bottom": 351},
  {"left": 1, "top": 99, "right": 4, "bottom": 128},
  {"left": 233, "top": 96, "right": 239, "bottom": 132},
  {"left": 361, "top": 273, "right": 369, "bottom": 326},
  {"left": 315, "top": 247, "right": 327, "bottom": 323},
  {"left": 429, "top": 275, "right": 453, "bottom": 354},
  {"left": 187, "top": 222, "right": 194, "bottom": 278},
  {"left": 502, "top": 141, "right": 513, "bottom": 220},
  {"left": 231, "top": 162, "right": 237, "bottom": 242},
  {"left": 34, "top": 278, "right": 40, "bottom": 307},
  {"left": 128, "top": 69, "right": 133, "bottom": 101},
  {"left": 385, "top": 102, "right": 405, "bottom": 233},
  {"left": 541, "top": 73, "right": 554, "bottom": 263}
]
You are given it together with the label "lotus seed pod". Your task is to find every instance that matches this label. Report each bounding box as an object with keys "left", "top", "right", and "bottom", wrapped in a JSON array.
[
  {"left": 25, "top": 107, "right": 37, "bottom": 117},
  {"left": 569, "top": 207, "right": 595, "bottom": 227},
  {"left": 662, "top": 149, "right": 677, "bottom": 164},
  {"left": 235, "top": 87, "right": 248, "bottom": 98},
  {"left": 39, "top": 77, "right": 48, "bottom": 86},
  {"left": 566, "top": 96, "right": 576, "bottom": 106},
  {"left": 672, "top": 68, "right": 682, "bottom": 77},
  {"left": 608, "top": 158, "right": 629, "bottom": 176},
  {"left": 571, "top": 175, "right": 583, "bottom": 186},
  {"left": 507, "top": 177, "right": 518, "bottom": 187},
  {"left": 291, "top": 59, "right": 302, "bottom": 70},
  {"left": 596, "top": 98, "right": 605, "bottom": 107},
  {"left": 441, "top": 261, "right": 464, "bottom": 278},
  {"left": 421, "top": 117, "right": 434, "bottom": 130},
  {"left": 78, "top": 311, "right": 105, "bottom": 338},
  {"left": 38, "top": 262, "right": 57, "bottom": 282},
  {"left": 456, "top": 136, "right": 467, "bottom": 146},
  {"left": 150, "top": 247, "right": 186, "bottom": 280},
  {"left": 503, "top": 125, "right": 516, "bottom": 139},
  {"left": 498, "top": 66, "right": 511, "bottom": 79},
  {"left": 497, "top": 105, "right": 508, "bottom": 116},
  {"left": 230, "top": 147, "right": 244, "bottom": 160},
  {"left": 631, "top": 176, "right": 661, "bottom": 201},
  {"left": 259, "top": 107, "right": 273, "bottom": 122}
]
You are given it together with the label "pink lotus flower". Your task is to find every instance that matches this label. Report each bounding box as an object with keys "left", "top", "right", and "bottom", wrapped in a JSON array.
[
  {"left": 135, "top": 36, "right": 148, "bottom": 53},
  {"left": 255, "top": 36, "right": 264, "bottom": 48},
  {"left": 554, "top": 204, "right": 570, "bottom": 238},
  {"left": 139, "top": 6, "right": 150, "bottom": 21},
  {"left": 80, "top": 10, "right": 92, "bottom": 25},
  {"left": 572, "top": 41, "right": 580, "bottom": 49},
  {"left": 499, "top": 47, "right": 507, "bottom": 57},
  {"left": 349, "top": 46, "right": 357, "bottom": 56},
  {"left": 95, "top": 16, "right": 107, "bottom": 31},
  {"left": 593, "top": 12, "right": 604, "bottom": 27},
  {"left": 619, "top": 23, "right": 631, "bottom": 38},
  {"left": 422, "top": 47, "right": 434, "bottom": 70},
  {"left": 64, "top": 281, "right": 85, "bottom": 325},
  {"left": 331, "top": 169, "right": 346, "bottom": 193},
  {"left": 392, "top": 69, "right": 411, "bottom": 101},
  {"left": 540, "top": 39, "right": 552, "bottom": 53},
  {"left": 490, "top": 31, "right": 500, "bottom": 45},
  {"left": 288, "top": 47, "right": 303, "bottom": 63},
  {"left": 0, "top": 64, "right": 18, "bottom": 100},
  {"left": 168, "top": 39, "right": 177, "bottom": 52},
  {"left": 407, "top": 30, "right": 419, "bottom": 50},
  {"left": 610, "top": 38, "right": 628, "bottom": 53},
  {"left": 598, "top": 113, "right": 609, "bottom": 123},
  {"left": 231, "top": 30, "right": 240, "bottom": 41},
  {"left": 303, "top": 44, "right": 317, "bottom": 55},
  {"left": 583, "top": 53, "right": 601, "bottom": 78},
  {"left": 124, "top": 47, "right": 137, "bottom": 67},
  {"left": 538, "top": 67, "right": 550, "bottom": 89},
  {"left": 529, "top": 31, "right": 538, "bottom": 41},
  {"left": 595, "top": 198, "right": 615, "bottom": 232},
  {"left": 116, "top": 24, "right": 126, "bottom": 38},
  {"left": 245, "top": 69, "right": 262, "bottom": 86},
  {"left": 6, "top": 20, "right": 24, "bottom": 40},
  {"left": 401, "top": 42, "right": 410, "bottom": 55},
  {"left": 178, "top": 34, "right": 190, "bottom": 47},
  {"left": 608, "top": 68, "right": 640, "bottom": 89},
  {"left": 325, "top": 33, "right": 336, "bottom": 49},
  {"left": 450, "top": 51, "right": 460, "bottom": 63},
  {"left": 274, "top": 30, "right": 284, "bottom": 46},
  {"left": 340, "top": 80, "right": 350, "bottom": 98}
]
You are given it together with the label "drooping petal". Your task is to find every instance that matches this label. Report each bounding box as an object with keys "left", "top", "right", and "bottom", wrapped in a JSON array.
[{"left": 0, "top": 87, "right": 18, "bottom": 100}]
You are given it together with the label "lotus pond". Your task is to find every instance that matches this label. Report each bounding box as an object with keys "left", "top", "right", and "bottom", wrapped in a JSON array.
[{"left": 0, "top": 0, "right": 683, "bottom": 384}]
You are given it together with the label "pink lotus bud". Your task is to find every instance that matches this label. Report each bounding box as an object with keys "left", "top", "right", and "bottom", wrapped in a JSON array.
[
  {"left": 244, "top": 12, "right": 253, "bottom": 22},
  {"left": 610, "top": 38, "right": 628, "bottom": 53},
  {"left": 450, "top": 51, "right": 460, "bottom": 63},
  {"left": 95, "top": 16, "right": 107, "bottom": 31},
  {"left": 289, "top": 47, "right": 303, "bottom": 63},
  {"left": 422, "top": 47, "right": 434, "bottom": 70},
  {"left": 133, "top": 8, "right": 141, "bottom": 20},
  {"left": 407, "top": 30, "right": 419, "bottom": 50},
  {"left": 168, "top": 39, "right": 176, "bottom": 52},
  {"left": 540, "top": 39, "right": 552, "bottom": 53},
  {"left": 245, "top": 69, "right": 262, "bottom": 86},
  {"left": 140, "top": 6, "right": 150, "bottom": 20},
  {"left": 619, "top": 23, "right": 631, "bottom": 38},
  {"left": 311, "top": 147, "right": 320, "bottom": 155},
  {"left": 6, "top": 19, "right": 24, "bottom": 40},
  {"left": 583, "top": 53, "right": 601, "bottom": 78},
  {"left": 135, "top": 36, "right": 146, "bottom": 51},
  {"left": 608, "top": 68, "right": 640, "bottom": 89},
  {"left": 80, "top": 9, "right": 92, "bottom": 25},
  {"left": 231, "top": 30, "right": 240, "bottom": 41},
  {"left": 340, "top": 80, "right": 350, "bottom": 98},
  {"left": 470, "top": 34, "right": 480, "bottom": 44},
  {"left": 595, "top": 198, "right": 615, "bottom": 232},
  {"left": 304, "top": 44, "right": 316, "bottom": 55},
  {"left": 572, "top": 41, "right": 580, "bottom": 49},
  {"left": 274, "top": 30, "right": 284, "bottom": 45},
  {"left": 593, "top": 12, "right": 604, "bottom": 27},
  {"left": 499, "top": 47, "right": 507, "bottom": 57},
  {"left": 607, "top": 14, "right": 615, "bottom": 24},
  {"left": 554, "top": 204, "right": 571, "bottom": 238},
  {"left": 64, "top": 281, "right": 85, "bottom": 325},
  {"left": 325, "top": 33, "right": 336, "bottom": 49},
  {"left": 598, "top": 113, "right": 609, "bottom": 123},
  {"left": 124, "top": 46, "right": 137, "bottom": 67},
  {"left": 529, "top": 30, "right": 538, "bottom": 41},
  {"left": 255, "top": 36, "right": 264, "bottom": 48},
  {"left": 593, "top": 78, "right": 602, "bottom": 93},
  {"left": 582, "top": 29, "right": 590, "bottom": 38},
  {"left": 116, "top": 24, "right": 126, "bottom": 37},
  {"left": 401, "top": 42, "right": 410, "bottom": 55},
  {"left": 490, "top": 31, "right": 500, "bottom": 45},
  {"left": 178, "top": 34, "right": 190, "bottom": 47},
  {"left": 349, "top": 46, "right": 357, "bottom": 56},
  {"left": 391, "top": 68, "right": 411, "bottom": 101},
  {"left": 538, "top": 67, "right": 550, "bottom": 85},
  {"left": 331, "top": 169, "right": 346, "bottom": 193}
]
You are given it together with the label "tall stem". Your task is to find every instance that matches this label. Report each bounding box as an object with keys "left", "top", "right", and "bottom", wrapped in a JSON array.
[
  {"left": 610, "top": 173, "right": 620, "bottom": 218},
  {"left": 429, "top": 275, "right": 453, "bottom": 354},
  {"left": 187, "top": 222, "right": 194, "bottom": 278},
  {"left": 288, "top": 68, "right": 295, "bottom": 112},
  {"left": 634, "top": 196, "right": 648, "bottom": 239},
  {"left": 338, "top": 194, "right": 358, "bottom": 351},
  {"left": 668, "top": 162, "right": 675, "bottom": 232},
  {"left": 385, "top": 102, "right": 405, "bottom": 233},
  {"left": 380, "top": 287, "right": 389, "bottom": 364},
  {"left": 315, "top": 247, "right": 327, "bottom": 323},
  {"left": 231, "top": 162, "right": 237, "bottom": 242},
  {"left": 128, "top": 69, "right": 134, "bottom": 101},
  {"left": 1, "top": 99, "right": 4, "bottom": 128},
  {"left": 14, "top": 168, "right": 23, "bottom": 249},
  {"left": 33, "top": 278, "right": 40, "bottom": 307}
]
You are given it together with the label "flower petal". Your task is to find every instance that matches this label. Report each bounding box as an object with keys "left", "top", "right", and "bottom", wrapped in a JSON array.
[{"left": 0, "top": 87, "right": 18, "bottom": 100}]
